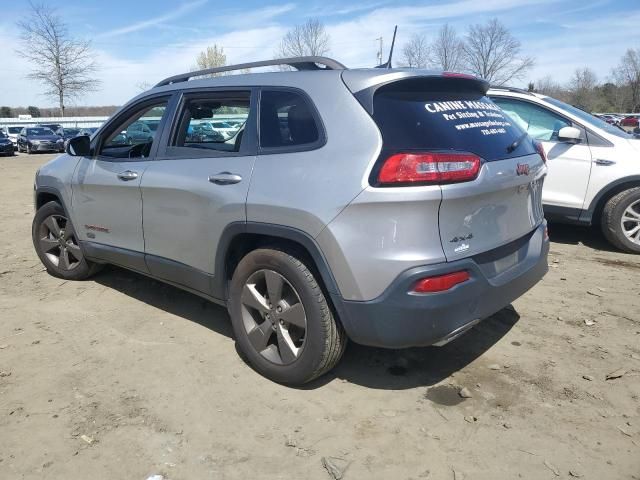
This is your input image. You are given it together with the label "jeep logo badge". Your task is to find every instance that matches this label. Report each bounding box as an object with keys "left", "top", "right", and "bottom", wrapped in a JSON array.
[{"left": 516, "top": 163, "right": 530, "bottom": 176}]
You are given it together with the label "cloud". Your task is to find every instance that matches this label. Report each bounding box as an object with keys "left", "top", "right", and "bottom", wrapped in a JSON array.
[
  {"left": 85, "top": 26, "right": 287, "bottom": 105},
  {"left": 96, "top": 0, "right": 208, "bottom": 38},
  {"left": 218, "top": 3, "right": 297, "bottom": 29},
  {"left": 2, "top": 0, "right": 638, "bottom": 106}
]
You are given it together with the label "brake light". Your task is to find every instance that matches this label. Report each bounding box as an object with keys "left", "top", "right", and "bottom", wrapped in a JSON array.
[
  {"left": 442, "top": 72, "right": 477, "bottom": 80},
  {"left": 378, "top": 152, "right": 481, "bottom": 185},
  {"left": 412, "top": 271, "right": 470, "bottom": 293},
  {"left": 533, "top": 140, "right": 547, "bottom": 164}
]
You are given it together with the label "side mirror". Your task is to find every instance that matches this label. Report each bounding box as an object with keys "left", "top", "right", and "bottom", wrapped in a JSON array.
[
  {"left": 557, "top": 126, "right": 582, "bottom": 143},
  {"left": 66, "top": 135, "right": 91, "bottom": 156}
]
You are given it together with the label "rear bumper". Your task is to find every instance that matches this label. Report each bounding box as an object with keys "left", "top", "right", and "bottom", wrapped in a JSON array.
[{"left": 334, "top": 223, "right": 549, "bottom": 348}]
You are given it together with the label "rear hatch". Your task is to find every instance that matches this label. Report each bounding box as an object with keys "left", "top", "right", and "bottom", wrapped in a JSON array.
[{"left": 357, "top": 74, "right": 546, "bottom": 261}]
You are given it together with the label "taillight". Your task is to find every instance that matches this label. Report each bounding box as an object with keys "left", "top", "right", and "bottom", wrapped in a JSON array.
[
  {"left": 412, "top": 271, "right": 470, "bottom": 293},
  {"left": 533, "top": 140, "right": 547, "bottom": 164},
  {"left": 377, "top": 152, "right": 481, "bottom": 186}
]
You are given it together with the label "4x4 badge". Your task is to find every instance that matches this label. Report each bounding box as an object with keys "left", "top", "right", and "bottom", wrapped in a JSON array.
[
  {"left": 516, "top": 163, "right": 530, "bottom": 176},
  {"left": 450, "top": 233, "right": 473, "bottom": 243}
]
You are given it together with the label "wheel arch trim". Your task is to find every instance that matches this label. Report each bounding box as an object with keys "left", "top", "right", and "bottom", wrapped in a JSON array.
[
  {"left": 35, "top": 186, "right": 70, "bottom": 216},
  {"left": 213, "top": 222, "right": 342, "bottom": 301}
]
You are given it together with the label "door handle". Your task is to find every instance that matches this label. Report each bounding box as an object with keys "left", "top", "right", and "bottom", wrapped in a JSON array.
[
  {"left": 208, "top": 172, "right": 242, "bottom": 185},
  {"left": 117, "top": 170, "right": 138, "bottom": 181},
  {"left": 594, "top": 159, "right": 615, "bottom": 166}
]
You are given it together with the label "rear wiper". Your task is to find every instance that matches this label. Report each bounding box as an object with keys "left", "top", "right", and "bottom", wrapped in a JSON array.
[{"left": 506, "top": 132, "right": 528, "bottom": 153}]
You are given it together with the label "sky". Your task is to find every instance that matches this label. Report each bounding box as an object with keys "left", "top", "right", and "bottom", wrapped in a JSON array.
[{"left": 1, "top": 0, "right": 639, "bottom": 107}]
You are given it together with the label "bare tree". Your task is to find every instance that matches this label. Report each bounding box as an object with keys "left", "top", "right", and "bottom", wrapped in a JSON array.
[
  {"left": 16, "top": 3, "right": 100, "bottom": 117},
  {"left": 193, "top": 44, "right": 227, "bottom": 76},
  {"left": 278, "top": 18, "right": 330, "bottom": 58},
  {"left": 462, "top": 18, "right": 534, "bottom": 85},
  {"left": 534, "top": 75, "right": 565, "bottom": 98},
  {"left": 431, "top": 24, "right": 465, "bottom": 71},
  {"left": 612, "top": 48, "right": 640, "bottom": 112},
  {"left": 568, "top": 67, "right": 598, "bottom": 110},
  {"left": 402, "top": 33, "right": 430, "bottom": 68}
]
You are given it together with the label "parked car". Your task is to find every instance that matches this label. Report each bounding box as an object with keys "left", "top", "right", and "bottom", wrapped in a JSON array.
[
  {"left": 598, "top": 114, "right": 621, "bottom": 126},
  {"left": 6, "top": 126, "right": 22, "bottom": 150},
  {"left": 78, "top": 127, "right": 99, "bottom": 137},
  {"left": 185, "top": 122, "right": 225, "bottom": 143},
  {"left": 489, "top": 87, "right": 640, "bottom": 253},
  {"left": 141, "top": 119, "right": 160, "bottom": 134},
  {"left": 125, "top": 120, "right": 154, "bottom": 144},
  {"left": 620, "top": 115, "right": 640, "bottom": 132},
  {"left": 32, "top": 57, "right": 549, "bottom": 384},
  {"left": 17, "top": 127, "right": 64, "bottom": 154},
  {"left": 59, "top": 128, "right": 82, "bottom": 141},
  {"left": 0, "top": 131, "right": 14, "bottom": 156},
  {"left": 38, "top": 123, "right": 63, "bottom": 136}
]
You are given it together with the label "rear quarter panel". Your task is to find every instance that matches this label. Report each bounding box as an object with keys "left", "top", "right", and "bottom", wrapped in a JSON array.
[
  {"left": 316, "top": 185, "right": 445, "bottom": 301},
  {"left": 246, "top": 72, "right": 381, "bottom": 237}
]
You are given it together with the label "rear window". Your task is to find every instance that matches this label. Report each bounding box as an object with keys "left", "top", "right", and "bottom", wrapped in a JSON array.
[
  {"left": 372, "top": 80, "right": 535, "bottom": 162},
  {"left": 259, "top": 89, "right": 321, "bottom": 150}
]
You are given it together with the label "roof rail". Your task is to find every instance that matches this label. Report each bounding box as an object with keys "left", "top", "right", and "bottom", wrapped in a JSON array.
[
  {"left": 489, "top": 85, "right": 535, "bottom": 96},
  {"left": 155, "top": 56, "right": 347, "bottom": 87}
]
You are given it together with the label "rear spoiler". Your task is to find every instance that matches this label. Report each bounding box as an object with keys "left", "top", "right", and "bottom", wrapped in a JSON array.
[{"left": 342, "top": 71, "right": 489, "bottom": 115}]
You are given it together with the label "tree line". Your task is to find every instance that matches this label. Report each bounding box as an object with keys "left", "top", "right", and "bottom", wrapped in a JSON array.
[
  {"left": 0, "top": 105, "right": 119, "bottom": 118},
  {"left": 10, "top": 3, "right": 640, "bottom": 115},
  {"left": 529, "top": 50, "right": 640, "bottom": 113}
]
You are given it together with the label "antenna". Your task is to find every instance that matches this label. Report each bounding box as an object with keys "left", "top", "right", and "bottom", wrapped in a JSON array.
[{"left": 375, "top": 26, "right": 397, "bottom": 69}]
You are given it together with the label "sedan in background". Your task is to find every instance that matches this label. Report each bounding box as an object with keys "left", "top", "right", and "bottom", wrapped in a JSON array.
[
  {"left": 620, "top": 115, "right": 640, "bottom": 132},
  {"left": 78, "top": 127, "right": 99, "bottom": 137},
  {"left": 598, "top": 114, "right": 621, "bottom": 125},
  {"left": 59, "top": 128, "right": 82, "bottom": 142},
  {"left": 38, "top": 123, "right": 64, "bottom": 136},
  {"left": 0, "top": 132, "right": 14, "bottom": 156},
  {"left": 17, "top": 127, "right": 64, "bottom": 154}
]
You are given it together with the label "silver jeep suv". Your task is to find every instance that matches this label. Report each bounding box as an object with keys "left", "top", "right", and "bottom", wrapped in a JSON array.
[{"left": 32, "top": 57, "right": 549, "bottom": 385}]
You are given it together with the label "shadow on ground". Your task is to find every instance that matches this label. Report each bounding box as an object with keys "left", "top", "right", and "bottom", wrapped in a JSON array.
[
  {"left": 94, "top": 265, "right": 234, "bottom": 340},
  {"left": 547, "top": 221, "right": 617, "bottom": 252},
  {"left": 93, "top": 265, "right": 520, "bottom": 391},
  {"left": 320, "top": 307, "right": 519, "bottom": 390}
]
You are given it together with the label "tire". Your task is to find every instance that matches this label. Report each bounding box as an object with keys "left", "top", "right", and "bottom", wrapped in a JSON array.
[
  {"left": 26, "top": 144, "right": 32, "bottom": 154},
  {"left": 228, "top": 248, "right": 346, "bottom": 385},
  {"left": 32, "top": 201, "right": 102, "bottom": 280},
  {"left": 601, "top": 187, "right": 640, "bottom": 253}
]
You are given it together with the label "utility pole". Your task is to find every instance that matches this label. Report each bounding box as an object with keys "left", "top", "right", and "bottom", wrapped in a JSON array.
[{"left": 376, "top": 36, "right": 383, "bottom": 65}]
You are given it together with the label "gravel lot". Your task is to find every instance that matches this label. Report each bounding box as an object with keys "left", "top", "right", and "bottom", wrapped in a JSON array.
[{"left": 1, "top": 153, "right": 639, "bottom": 480}]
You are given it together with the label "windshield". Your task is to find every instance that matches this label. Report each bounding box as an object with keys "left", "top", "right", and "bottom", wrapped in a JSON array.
[
  {"left": 64, "top": 128, "right": 81, "bottom": 136},
  {"left": 8, "top": 127, "right": 21, "bottom": 134},
  {"left": 27, "top": 128, "right": 54, "bottom": 136},
  {"left": 543, "top": 97, "right": 631, "bottom": 138}
]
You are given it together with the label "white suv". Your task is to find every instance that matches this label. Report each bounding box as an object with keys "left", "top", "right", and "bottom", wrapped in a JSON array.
[{"left": 489, "top": 88, "right": 640, "bottom": 253}]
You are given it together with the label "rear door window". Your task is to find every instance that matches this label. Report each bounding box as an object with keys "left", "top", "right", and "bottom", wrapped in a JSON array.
[
  {"left": 373, "top": 80, "right": 535, "bottom": 161},
  {"left": 259, "top": 89, "right": 322, "bottom": 150},
  {"left": 171, "top": 92, "right": 250, "bottom": 155}
]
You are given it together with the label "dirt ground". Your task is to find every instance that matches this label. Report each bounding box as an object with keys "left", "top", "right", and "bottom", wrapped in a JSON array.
[{"left": 1, "top": 153, "right": 639, "bottom": 480}]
